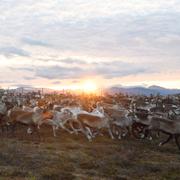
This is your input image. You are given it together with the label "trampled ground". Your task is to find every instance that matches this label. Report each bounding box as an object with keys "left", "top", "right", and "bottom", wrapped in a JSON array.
[{"left": 0, "top": 127, "right": 180, "bottom": 180}]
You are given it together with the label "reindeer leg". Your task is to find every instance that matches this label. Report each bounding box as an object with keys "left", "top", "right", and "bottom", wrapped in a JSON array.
[
  {"left": 74, "top": 120, "right": 85, "bottom": 133},
  {"left": 86, "top": 133, "right": 92, "bottom": 142},
  {"left": 112, "top": 125, "right": 117, "bottom": 135},
  {"left": 148, "top": 130, "right": 153, "bottom": 141},
  {"left": 156, "top": 131, "right": 160, "bottom": 138},
  {"left": 5, "top": 124, "right": 9, "bottom": 135},
  {"left": 37, "top": 119, "right": 44, "bottom": 129},
  {"left": 79, "top": 125, "right": 92, "bottom": 141},
  {"left": 33, "top": 125, "right": 41, "bottom": 141},
  {"left": 92, "top": 130, "right": 100, "bottom": 138},
  {"left": 85, "top": 129, "right": 93, "bottom": 142},
  {"left": 52, "top": 125, "right": 57, "bottom": 137},
  {"left": 126, "top": 126, "right": 131, "bottom": 137},
  {"left": 118, "top": 127, "right": 122, "bottom": 140},
  {"left": 79, "top": 122, "right": 93, "bottom": 141},
  {"left": 144, "top": 128, "right": 153, "bottom": 141},
  {"left": 59, "top": 123, "right": 74, "bottom": 134},
  {"left": 174, "top": 134, "right": 180, "bottom": 151},
  {"left": 1, "top": 125, "right": 4, "bottom": 136},
  {"left": 144, "top": 128, "right": 149, "bottom": 138},
  {"left": 11, "top": 123, "right": 16, "bottom": 137},
  {"left": 85, "top": 127, "right": 93, "bottom": 137},
  {"left": 122, "top": 127, "right": 129, "bottom": 138},
  {"left": 108, "top": 126, "right": 115, "bottom": 139},
  {"left": 45, "top": 119, "right": 58, "bottom": 137},
  {"left": 159, "top": 134, "right": 173, "bottom": 146},
  {"left": 69, "top": 121, "right": 78, "bottom": 134}
]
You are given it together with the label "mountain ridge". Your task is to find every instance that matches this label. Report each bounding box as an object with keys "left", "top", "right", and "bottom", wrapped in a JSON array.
[{"left": 107, "top": 85, "right": 180, "bottom": 95}]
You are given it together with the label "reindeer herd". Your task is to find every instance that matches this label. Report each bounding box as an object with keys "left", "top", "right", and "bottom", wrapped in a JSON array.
[{"left": 1, "top": 91, "right": 180, "bottom": 151}]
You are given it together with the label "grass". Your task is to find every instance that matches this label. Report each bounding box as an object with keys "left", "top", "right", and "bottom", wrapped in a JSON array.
[{"left": 0, "top": 127, "right": 180, "bottom": 179}]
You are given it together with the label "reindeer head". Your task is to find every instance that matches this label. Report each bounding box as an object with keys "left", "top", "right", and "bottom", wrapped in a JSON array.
[{"left": 63, "top": 109, "right": 73, "bottom": 116}]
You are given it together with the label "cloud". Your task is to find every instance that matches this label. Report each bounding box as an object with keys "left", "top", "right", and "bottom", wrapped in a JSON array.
[
  {"left": 12, "top": 84, "right": 34, "bottom": 88},
  {"left": 94, "top": 61, "right": 155, "bottom": 79},
  {"left": 72, "top": 80, "right": 80, "bottom": 83},
  {"left": 0, "top": 1, "right": 180, "bottom": 88},
  {"left": 60, "top": 58, "right": 87, "bottom": 65},
  {"left": 22, "top": 37, "right": 50, "bottom": 47},
  {"left": 0, "top": 46, "right": 30, "bottom": 57},
  {"left": 23, "top": 76, "right": 37, "bottom": 80},
  {"left": 0, "top": 80, "right": 14, "bottom": 84},
  {"left": 52, "top": 81, "right": 61, "bottom": 85},
  {"left": 1, "top": 0, "right": 180, "bottom": 59},
  {"left": 9, "top": 67, "right": 34, "bottom": 72},
  {"left": 33, "top": 60, "right": 155, "bottom": 80},
  {"left": 35, "top": 65, "right": 85, "bottom": 79}
]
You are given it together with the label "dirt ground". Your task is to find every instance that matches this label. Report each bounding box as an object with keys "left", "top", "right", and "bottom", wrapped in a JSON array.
[{"left": 0, "top": 127, "right": 180, "bottom": 180}]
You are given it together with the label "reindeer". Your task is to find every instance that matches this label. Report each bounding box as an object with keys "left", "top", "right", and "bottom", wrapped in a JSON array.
[
  {"left": 145, "top": 115, "right": 180, "bottom": 150},
  {"left": 38, "top": 109, "right": 74, "bottom": 137},
  {"left": 77, "top": 112, "right": 114, "bottom": 141},
  {"left": 110, "top": 110, "right": 136, "bottom": 139},
  {"left": 60, "top": 106, "right": 88, "bottom": 134},
  {"left": 0, "top": 101, "right": 14, "bottom": 133},
  {"left": 102, "top": 102, "right": 134, "bottom": 139},
  {"left": 8, "top": 107, "right": 52, "bottom": 138}
]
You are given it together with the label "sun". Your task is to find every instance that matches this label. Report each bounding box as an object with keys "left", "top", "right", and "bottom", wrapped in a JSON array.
[{"left": 82, "top": 80, "right": 97, "bottom": 93}]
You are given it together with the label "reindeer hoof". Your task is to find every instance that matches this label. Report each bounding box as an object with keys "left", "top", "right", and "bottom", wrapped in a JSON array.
[
  {"left": 122, "top": 133, "right": 126, "bottom": 137},
  {"left": 159, "top": 142, "right": 162, "bottom": 147},
  {"left": 140, "top": 134, "right": 145, "bottom": 139},
  {"left": 149, "top": 137, "right": 153, "bottom": 141}
]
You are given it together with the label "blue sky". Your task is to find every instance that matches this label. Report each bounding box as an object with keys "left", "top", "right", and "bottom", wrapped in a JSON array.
[{"left": 0, "top": 0, "right": 180, "bottom": 89}]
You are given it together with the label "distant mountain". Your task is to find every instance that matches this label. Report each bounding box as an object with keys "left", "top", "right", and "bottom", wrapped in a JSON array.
[
  {"left": 107, "top": 85, "right": 180, "bottom": 96},
  {"left": 6, "top": 85, "right": 180, "bottom": 96}
]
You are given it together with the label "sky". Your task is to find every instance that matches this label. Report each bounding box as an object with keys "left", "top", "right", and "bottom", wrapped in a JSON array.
[{"left": 0, "top": 0, "right": 180, "bottom": 90}]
